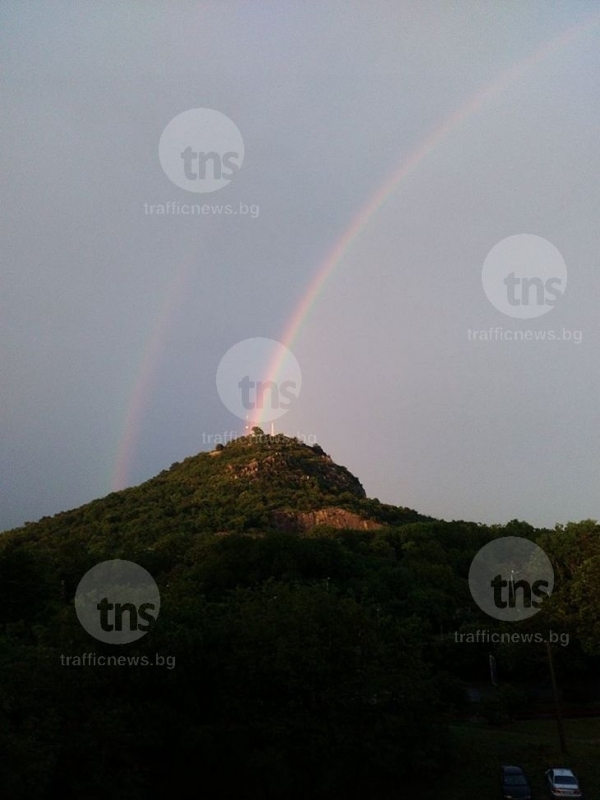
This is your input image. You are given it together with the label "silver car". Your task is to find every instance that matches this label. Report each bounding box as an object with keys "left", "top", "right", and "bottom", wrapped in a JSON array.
[{"left": 545, "top": 768, "right": 582, "bottom": 798}]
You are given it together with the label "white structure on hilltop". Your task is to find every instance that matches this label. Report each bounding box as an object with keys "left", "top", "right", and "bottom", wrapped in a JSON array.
[{"left": 242, "top": 417, "right": 276, "bottom": 436}]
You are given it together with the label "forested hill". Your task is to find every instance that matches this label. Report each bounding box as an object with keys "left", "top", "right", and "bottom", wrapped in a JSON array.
[
  {"left": 2, "top": 431, "right": 429, "bottom": 547},
  {"left": 1, "top": 432, "right": 599, "bottom": 798}
]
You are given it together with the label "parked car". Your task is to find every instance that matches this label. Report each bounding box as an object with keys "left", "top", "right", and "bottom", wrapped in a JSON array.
[
  {"left": 501, "top": 765, "right": 533, "bottom": 799},
  {"left": 545, "top": 768, "right": 582, "bottom": 798}
]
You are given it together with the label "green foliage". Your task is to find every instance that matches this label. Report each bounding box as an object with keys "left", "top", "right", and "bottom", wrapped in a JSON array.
[
  {"left": 479, "top": 684, "right": 528, "bottom": 725},
  {"left": 0, "top": 436, "right": 598, "bottom": 796}
]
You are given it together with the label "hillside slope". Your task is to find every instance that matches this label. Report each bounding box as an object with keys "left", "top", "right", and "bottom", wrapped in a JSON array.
[{"left": 2, "top": 433, "right": 428, "bottom": 551}]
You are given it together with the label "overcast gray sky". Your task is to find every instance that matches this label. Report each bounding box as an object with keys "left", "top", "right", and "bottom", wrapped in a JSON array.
[{"left": 2, "top": 1, "right": 600, "bottom": 531}]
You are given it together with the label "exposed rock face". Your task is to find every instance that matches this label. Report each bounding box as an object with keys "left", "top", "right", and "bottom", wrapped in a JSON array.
[
  {"left": 298, "top": 507, "right": 384, "bottom": 531},
  {"left": 271, "top": 506, "right": 384, "bottom": 533},
  {"left": 223, "top": 446, "right": 366, "bottom": 500}
]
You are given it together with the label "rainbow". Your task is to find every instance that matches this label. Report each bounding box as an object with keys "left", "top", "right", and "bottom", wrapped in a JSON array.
[
  {"left": 112, "top": 12, "right": 600, "bottom": 487},
  {"left": 111, "top": 256, "right": 192, "bottom": 490},
  {"left": 250, "top": 11, "right": 600, "bottom": 430}
]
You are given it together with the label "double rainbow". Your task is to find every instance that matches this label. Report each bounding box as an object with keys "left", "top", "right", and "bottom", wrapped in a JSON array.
[{"left": 112, "top": 12, "right": 599, "bottom": 490}]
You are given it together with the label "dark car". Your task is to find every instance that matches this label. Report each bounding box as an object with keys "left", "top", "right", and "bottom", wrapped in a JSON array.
[{"left": 501, "top": 765, "right": 533, "bottom": 800}]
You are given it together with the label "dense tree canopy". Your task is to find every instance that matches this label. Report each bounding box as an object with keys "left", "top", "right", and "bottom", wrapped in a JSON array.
[{"left": 0, "top": 435, "right": 597, "bottom": 797}]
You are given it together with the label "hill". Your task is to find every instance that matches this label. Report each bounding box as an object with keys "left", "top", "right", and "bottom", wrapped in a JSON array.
[
  {"left": 1, "top": 433, "right": 599, "bottom": 799},
  {"left": 3, "top": 431, "right": 428, "bottom": 550}
]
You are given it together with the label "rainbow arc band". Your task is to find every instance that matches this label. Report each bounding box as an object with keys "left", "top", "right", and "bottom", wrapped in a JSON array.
[{"left": 112, "top": 12, "right": 600, "bottom": 489}]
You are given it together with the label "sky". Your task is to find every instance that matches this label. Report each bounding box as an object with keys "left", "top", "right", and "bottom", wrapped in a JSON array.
[{"left": 2, "top": 1, "right": 600, "bottom": 531}]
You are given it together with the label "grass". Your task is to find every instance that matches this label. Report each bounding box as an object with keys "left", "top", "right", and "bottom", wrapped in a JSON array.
[{"left": 423, "top": 717, "right": 600, "bottom": 799}]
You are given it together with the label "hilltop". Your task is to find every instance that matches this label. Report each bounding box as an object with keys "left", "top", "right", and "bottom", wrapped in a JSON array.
[{"left": 3, "top": 432, "right": 428, "bottom": 550}]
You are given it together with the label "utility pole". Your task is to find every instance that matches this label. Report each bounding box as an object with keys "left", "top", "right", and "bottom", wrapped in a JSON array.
[
  {"left": 546, "top": 641, "right": 567, "bottom": 754},
  {"left": 489, "top": 654, "right": 498, "bottom": 687}
]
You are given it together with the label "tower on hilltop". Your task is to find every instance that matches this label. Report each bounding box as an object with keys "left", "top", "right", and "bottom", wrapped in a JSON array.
[{"left": 243, "top": 416, "right": 275, "bottom": 436}]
